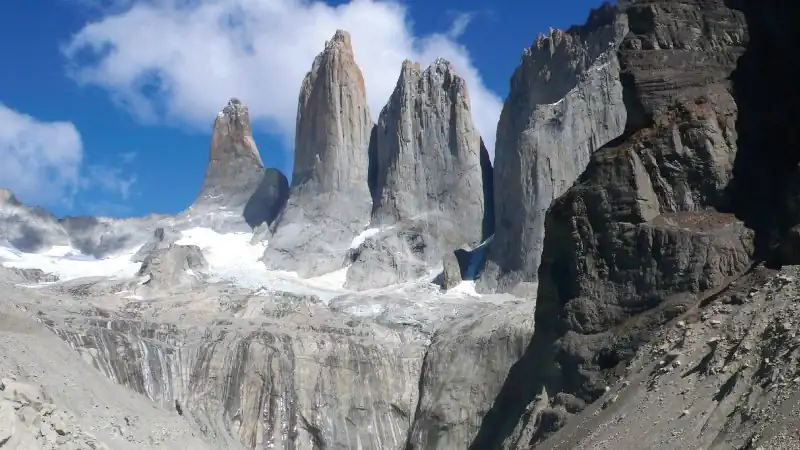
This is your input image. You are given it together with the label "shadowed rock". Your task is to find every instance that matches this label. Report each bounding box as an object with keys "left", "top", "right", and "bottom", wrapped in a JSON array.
[
  {"left": 242, "top": 168, "right": 289, "bottom": 229},
  {"left": 262, "top": 30, "right": 374, "bottom": 278},
  {"left": 471, "top": 2, "right": 753, "bottom": 446}
]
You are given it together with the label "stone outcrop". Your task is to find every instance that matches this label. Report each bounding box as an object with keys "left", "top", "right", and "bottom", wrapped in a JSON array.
[
  {"left": 262, "top": 30, "right": 374, "bottom": 278},
  {"left": 131, "top": 227, "right": 178, "bottom": 262},
  {"left": 441, "top": 251, "right": 462, "bottom": 290},
  {"left": 136, "top": 244, "right": 208, "bottom": 289},
  {"left": 480, "top": 2, "right": 628, "bottom": 293},
  {"left": 472, "top": 1, "right": 755, "bottom": 447},
  {"left": 346, "top": 59, "right": 489, "bottom": 290}
]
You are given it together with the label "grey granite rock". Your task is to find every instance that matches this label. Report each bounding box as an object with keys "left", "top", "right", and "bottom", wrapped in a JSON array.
[
  {"left": 189, "top": 98, "right": 289, "bottom": 233},
  {"left": 479, "top": 3, "right": 628, "bottom": 293},
  {"left": 137, "top": 244, "right": 208, "bottom": 289},
  {"left": 0, "top": 275, "right": 535, "bottom": 450},
  {"left": 193, "top": 98, "right": 264, "bottom": 209},
  {"left": 441, "top": 251, "right": 462, "bottom": 291},
  {"left": 131, "top": 227, "right": 178, "bottom": 262},
  {"left": 346, "top": 59, "right": 489, "bottom": 290},
  {"left": 263, "top": 30, "right": 373, "bottom": 278},
  {"left": 344, "top": 224, "right": 431, "bottom": 290}
]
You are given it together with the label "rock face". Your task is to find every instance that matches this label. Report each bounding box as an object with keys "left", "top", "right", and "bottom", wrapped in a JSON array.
[
  {"left": 194, "top": 99, "right": 264, "bottom": 209},
  {"left": 346, "top": 59, "right": 489, "bottom": 290},
  {"left": 480, "top": 2, "right": 628, "bottom": 293},
  {"left": 137, "top": 244, "right": 208, "bottom": 289},
  {"left": 131, "top": 227, "right": 178, "bottom": 262},
  {"left": 262, "top": 30, "right": 373, "bottom": 278},
  {"left": 190, "top": 98, "right": 289, "bottom": 232},
  {"left": 472, "top": 1, "right": 756, "bottom": 447},
  {"left": 242, "top": 168, "right": 289, "bottom": 230}
]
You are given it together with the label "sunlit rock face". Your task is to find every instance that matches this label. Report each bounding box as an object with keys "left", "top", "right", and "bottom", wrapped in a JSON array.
[{"left": 262, "top": 30, "right": 375, "bottom": 278}]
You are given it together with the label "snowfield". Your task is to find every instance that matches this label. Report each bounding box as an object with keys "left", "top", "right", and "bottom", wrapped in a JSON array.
[{"left": 1, "top": 227, "right": 485, "bottom": 304}]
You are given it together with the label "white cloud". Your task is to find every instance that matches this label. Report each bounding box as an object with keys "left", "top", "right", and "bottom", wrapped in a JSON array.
[
  {"left": 0, "top": 103, "right": 138, "bottom": 209},
  {"left": 84, "top": 165, "right": 137, "bottom": 200},
  {"left": 63, "top": 0, "right": 503, "bottom": 157},
  {"left": 0, "top": 104, "right": 84, "bottom": 206}
]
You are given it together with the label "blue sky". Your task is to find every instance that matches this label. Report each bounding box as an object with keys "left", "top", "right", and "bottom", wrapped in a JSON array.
[{"left": 0, "top": 0, "right": 609, "bottom": 218}]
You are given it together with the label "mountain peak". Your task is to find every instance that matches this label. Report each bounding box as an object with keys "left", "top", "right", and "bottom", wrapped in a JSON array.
[
  {"left": 210, "top": 98, "right": 262, "bottom": 166},
  {"left": 193, "top": 98, "right": 266, "bottom": 210}
]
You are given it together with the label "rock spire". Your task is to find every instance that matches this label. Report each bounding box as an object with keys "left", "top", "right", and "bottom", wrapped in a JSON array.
[
  {"left": 345, "top": 58, "right": 490, "bottom": 290},
  {"left": 262, "top": 29, "right": 374, "bottom": 277}
]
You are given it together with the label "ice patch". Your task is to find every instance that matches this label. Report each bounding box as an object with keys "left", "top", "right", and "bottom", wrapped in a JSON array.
[{"left": 350, "top": 227, "right": 381, "bottom": 249}]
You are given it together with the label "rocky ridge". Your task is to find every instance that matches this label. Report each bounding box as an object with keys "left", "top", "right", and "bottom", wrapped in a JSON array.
[
  {"left": 480, "top": 1, "right": 627, "bottom": 294},
  {"left": 346, "top": 58, "right": 490, "bottom": 290}
]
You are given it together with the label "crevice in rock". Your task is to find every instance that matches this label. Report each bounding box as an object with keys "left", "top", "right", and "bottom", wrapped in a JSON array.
[
  {"left": 367, "top": 124, "right": 379, "bottom": 207},
  {"left": 479, "top": 142, "right": 495, "bottom": 242},
  {"left": 404, "top": 338, "right": 434, "bottom": 450}
]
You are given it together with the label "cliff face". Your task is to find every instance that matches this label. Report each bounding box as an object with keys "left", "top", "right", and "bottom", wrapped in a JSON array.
[
  {"left": 471, "top": 1, "right": 758, "bottom": 447},
  {"left": 4, "top": 272, "right": 534, "bottom": 450},
  {"left": 480, "top": 2, "right": 628, "bottom": 293},
  {"left": 262, "top": 30, "right": 374, "bottom": 278},
  {"left": 532, "top": 0, "right": 749, "bottom": 401},
  {"left": 346, "top": 59, "right": 489, "bottom": 290}
]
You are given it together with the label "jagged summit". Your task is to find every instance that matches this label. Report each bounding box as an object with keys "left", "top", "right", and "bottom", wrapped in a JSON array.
[
  {"left": 478, "top": 4, "right": 627, "bottom": 294},
  {"left": 212, "top": 98, "right": 261, "bottom": 166},
  {"left": 345, "top": 55, "right": 489, "bottom": 290},
  {"left": 325, "top": 29, "right": 353, "bottom": 53},
  {"left": 290, "top": 29, "right": 371, "bottom": 191}
]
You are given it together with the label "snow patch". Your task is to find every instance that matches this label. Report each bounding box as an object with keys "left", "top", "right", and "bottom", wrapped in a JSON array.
[
  {"left": 444, "top": 280, "right": 481, "bottom": 297},
  {"left": 1, "top": 242, "right": 140, "bottom": 281},
  {"left": 175, "top": 227, "right": 348, "bottom": 300}
]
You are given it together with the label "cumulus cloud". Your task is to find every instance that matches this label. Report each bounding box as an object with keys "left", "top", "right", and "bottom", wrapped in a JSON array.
[
  {"left": 0, "top": 103, "right": 137, "bottom": 209},
  {"left": 0, "top": 104, "right": 84, "bottom": 206},
  {"left": 63, "top": 0, "right": 503, "bottom": 156}
]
